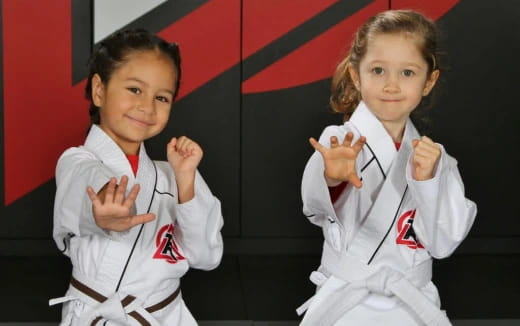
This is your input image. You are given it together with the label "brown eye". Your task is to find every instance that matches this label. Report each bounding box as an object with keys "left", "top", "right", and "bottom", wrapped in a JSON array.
[
  {"left": 402, "top": 69, "right": 415, "bottom": 77},
  {"left": 156, "top": 96, "right": 170, "bottom": 103},
  {"left": 127, "top": 87, "right": 141, "bottom": 94},
  {"left": 371, "top": 67, "right": 384, "bottom": 75}
]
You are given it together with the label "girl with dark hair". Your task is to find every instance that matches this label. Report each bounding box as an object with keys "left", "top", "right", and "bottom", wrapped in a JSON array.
[
  {"left": 298, "top": 10, "right": 476, "bottom": 325},
  {"left": 50, "top": 29, "right": 223, "bottom": 325}
]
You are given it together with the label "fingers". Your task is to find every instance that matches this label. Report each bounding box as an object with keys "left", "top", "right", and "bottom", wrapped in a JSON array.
[
  {"left": 114, "top": 176, "right": 129, "bottom": 204},
  {"left": 330, "top": 136, "right": 339, "bottom": 148},
  {"left": 351, "top": 136, "right": 366, "bottom": 153},
  {"left": 167, "top": 137, "right": 178, "bottom": 151},
  {"left": 102, "top": 213, "right": 156, "bottom": 232},
  {"left": 347, "top": 173, "right": 363, "bottom": 188},
  {"left": 310, "top": 133, "right": 366, "bottom": 157},
  {"left": 342, "top": 132, "right": 354, "bottom": 147},
  {"left": 103, "top": 177, "right": 117, "bottom": 203},
  {"left": 342, "top": 133, "right": 365, "bottom": 153},
  {"left": 171, "top": 136, "right": 202, "bottom": 157},
  {"left": 412, "top": 136, "right": 440, "bottom": 181},
  {"left": 309, "top": 137, "right": 326, "bottom": 154},
  {"left": 123, "top": 183, "right": 141, "bottom": 208},
  {"left": 177, "top": 136, "right": 192, "bottom": 156},
  {"left": 86, "top": 186, "right": 100, "bottom": 205},
  {"left": 413, "top": 136, "right": 435, "bottom": 148},
  {"left": 413, "top": 137, "right": 440, "bottom": 157},
  {"left": 127, "top": 213, "right": 156, "bottom": 228}
]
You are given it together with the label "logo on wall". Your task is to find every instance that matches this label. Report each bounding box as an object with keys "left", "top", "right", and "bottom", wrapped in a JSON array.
[
  {"left": 396, "top": 209, "right": 424, "bottom": 250},
  {"left": 153, "top": 224, "right": 185, "bottom": 264}
]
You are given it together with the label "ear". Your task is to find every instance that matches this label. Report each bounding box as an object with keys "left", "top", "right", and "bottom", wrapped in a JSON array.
[
  {"left": 347, "top": 65, "right": 361, "bottom": 91},
  {"left": 91, "top": 73, "right": 105, "bottom": 107},
  {"left": 423, "top": 69, "right": 440, "bottom": 96}
]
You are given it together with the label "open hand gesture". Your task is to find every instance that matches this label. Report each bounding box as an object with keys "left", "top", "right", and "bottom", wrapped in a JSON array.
[
  {"left": 86, "top": 176, "right": 155, "bottom": 232},
  {"left": 412, "top": 136, "right": 441, "bottom": 181},
  {"left": 167, "top": 136, "right": 203, "bottom": 175},
  {"left": 309, "top": 132, "right": 366, "bottom": 188}
]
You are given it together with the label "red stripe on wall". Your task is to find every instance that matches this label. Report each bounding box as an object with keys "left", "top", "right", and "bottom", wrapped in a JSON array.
[
  {"left": 242, "top": 0, "right": 388, "bottom": 93},
  {"left": 3, "top": 0, "right": 88, "bottom": 205},
  {"left": 157, "top": 0, "right": 241, "bottom": 100},
  {"left": 242, "top": 0, "right": 460, "bottom": 94},
  {"left": 242, "top": 0, "right": 339, "bottom": 58}
]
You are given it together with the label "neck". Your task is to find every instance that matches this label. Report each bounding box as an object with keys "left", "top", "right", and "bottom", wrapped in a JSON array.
[
  {"left": 98, "top": 125, "right": 141, "bottom": 155},
  {"left": 121, "top": 143, "right": 140, "bottom": 156},
  {"left": 381, "top": 120, "right": 406, "bottom": 143}
]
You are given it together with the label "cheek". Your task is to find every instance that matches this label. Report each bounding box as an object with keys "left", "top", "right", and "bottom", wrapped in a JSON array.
[{"left": 157, "top": 106, "right": 172, "bottom": 123}]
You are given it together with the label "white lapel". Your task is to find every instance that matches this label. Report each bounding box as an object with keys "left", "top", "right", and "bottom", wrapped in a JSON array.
[
  {"left": 349, "top": 102, "right": 396, "bottom": 177},
  {"left": 84, "top": 124, "right": 157, "bottom": 215},
  {"left": 347, "top": 104, "right": 420, "bottom": 264},
  {"left": 134, "top": 146, "right": 157, "bottom": 215},
  {"left": 84, "top": 125, "right": 134, "bottom": 178}
]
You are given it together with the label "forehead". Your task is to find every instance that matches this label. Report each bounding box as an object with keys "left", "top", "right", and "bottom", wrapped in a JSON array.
[
  {"left": 363, "top": 32, "right": 426, "bottom": 66},
  {"left": 112, "top": 49, "right": 177, "bottom": 83}
]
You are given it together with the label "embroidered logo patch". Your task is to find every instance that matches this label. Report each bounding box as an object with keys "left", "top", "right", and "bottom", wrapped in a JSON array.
[
  {"left": 153, "top": 224, "right": 185, "bottom": 264},
  {"left": 396, "top": 210, "right": 424, "bottom": 249}
]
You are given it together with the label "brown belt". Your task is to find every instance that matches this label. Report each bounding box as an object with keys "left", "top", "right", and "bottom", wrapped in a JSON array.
[{"left": 70, "top": 277, "right": 180, "bottom": 326}]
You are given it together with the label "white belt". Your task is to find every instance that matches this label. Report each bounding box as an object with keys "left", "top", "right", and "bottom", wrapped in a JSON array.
[{"left": 297, "top": 243, "right": 451, "bottom": 326}]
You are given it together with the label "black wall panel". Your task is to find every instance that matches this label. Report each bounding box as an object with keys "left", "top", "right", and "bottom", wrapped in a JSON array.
[
  {"left": 431, "top": 0, "right": 520, "bottom": 236},
  {"left": 242, "top": 81, "right": 339, "bottom": 237}
]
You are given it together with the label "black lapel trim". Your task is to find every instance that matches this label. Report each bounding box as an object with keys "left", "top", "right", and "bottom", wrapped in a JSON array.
[
  {"left": 367, "top": 185, "right": 408, "bottom": 265},
  {"left": 115, "top": 162, "right": 158, "bottom": 291},
  {"left": 364, "top": 143, "right": 386, "bottom": 179}
]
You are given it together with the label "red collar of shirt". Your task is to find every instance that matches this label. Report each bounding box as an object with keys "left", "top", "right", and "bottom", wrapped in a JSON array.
[{"left": 126, "top": 154, "right": 139, "bottom": 176}]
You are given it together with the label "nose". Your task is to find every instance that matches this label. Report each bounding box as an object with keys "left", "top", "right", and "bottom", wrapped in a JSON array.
[
  {"left": 137, "top": 95, "right": 156, "bottom": 114},
  {"left": 383, "top": 73, "right": 400, "bottom": 93}
]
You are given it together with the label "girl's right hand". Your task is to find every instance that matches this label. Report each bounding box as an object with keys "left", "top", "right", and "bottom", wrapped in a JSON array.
[
  {"left": 309, "top": 132, "right": 366, "bottom": 188},
  {"left": 86, "top": 176, "right": 155, "bottom": 232}
]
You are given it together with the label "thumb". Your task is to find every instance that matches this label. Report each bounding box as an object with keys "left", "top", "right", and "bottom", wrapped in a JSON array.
[
  {"left": 309, "top": 137, "right": 326, "bottom": 154},
  {"left": 412, "top": 139, "right": 419, "bottom": 148},
  {"left": 167, "top": 138, "right": 178, "bottom": 153},
  {"left": 348, "top": 173, "right": 363, "bottom": 189}
]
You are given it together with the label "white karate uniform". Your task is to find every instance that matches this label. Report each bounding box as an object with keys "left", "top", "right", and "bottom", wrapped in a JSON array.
[
  {"left": 298, "top": 102, "right": 477, "bottom": 325},
  {"left": 51, "top": 125, "right": 224, "bottom": 326}
]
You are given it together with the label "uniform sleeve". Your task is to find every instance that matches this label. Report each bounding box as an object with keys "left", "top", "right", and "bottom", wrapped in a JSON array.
[
  {"left": 301, "top": 125, "right": 352, "bottom": 227},
  {"left": 406, "top": 145, "right": 477, "bottom": 258},
  {"left": 53, "top": 148, "right": 114, "bottom": 254},
  {"left": 172, "top": 171, "right": 223, "bottom": 271}
]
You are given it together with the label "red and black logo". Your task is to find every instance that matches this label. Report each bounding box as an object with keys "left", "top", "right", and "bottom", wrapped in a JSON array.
[
  {"left": 396, "top": 209, "right": 424, "bottom": 250},
  {"left": 153, "top": 224, "right": 185, "bottom": 264}
]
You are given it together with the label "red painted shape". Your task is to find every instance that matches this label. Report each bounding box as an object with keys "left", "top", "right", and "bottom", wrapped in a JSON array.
[
  {"left": 242, "top": 0, "right": 388, "bottom": 93},
  {"left": 3, "top": 0, "right": 88, "bottom": 205},
  {"left": 2, "top": 0, "right": 240, "bottom": 205},
  {"left": 391, "top": 0, "right": 460, "bottom": 19},
  {"left": 2, "top": 0, "right": 459, "bottom": 205},
  {"left": 242, "top": 0, "right": 460, "bottom": 93},
  {"left": 157, "top": 0, "right": 241, "bottom": 99},
  {"left": 243, "top": 0, "right": 339, "bottom": 58}
]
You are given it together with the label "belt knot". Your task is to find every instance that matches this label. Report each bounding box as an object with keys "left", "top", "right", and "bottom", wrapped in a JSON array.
[{"left": 364, "top": 267, "right": 403, "bottom": 295}]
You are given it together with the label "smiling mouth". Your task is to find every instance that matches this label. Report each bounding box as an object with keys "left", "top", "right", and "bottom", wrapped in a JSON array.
[{"left": 125, "top": 115, "right": 154, "bottom": 126}]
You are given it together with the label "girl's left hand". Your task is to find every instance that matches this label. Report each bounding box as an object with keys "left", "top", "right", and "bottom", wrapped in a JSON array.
[
  {"left": 412, "top": 136, "right": 441, "bottom": 181},
  {"left": 167, "top": 136, "right": 203, "bottom": 175}
]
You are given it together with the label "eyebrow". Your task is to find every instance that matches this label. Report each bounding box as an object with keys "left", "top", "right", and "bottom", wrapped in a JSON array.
[
  {"left": 368, "top": 61, "right": 425, "bottom": 70},
  {"left": 126, "top": 77, "right": 175, "bottom": 96}
]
